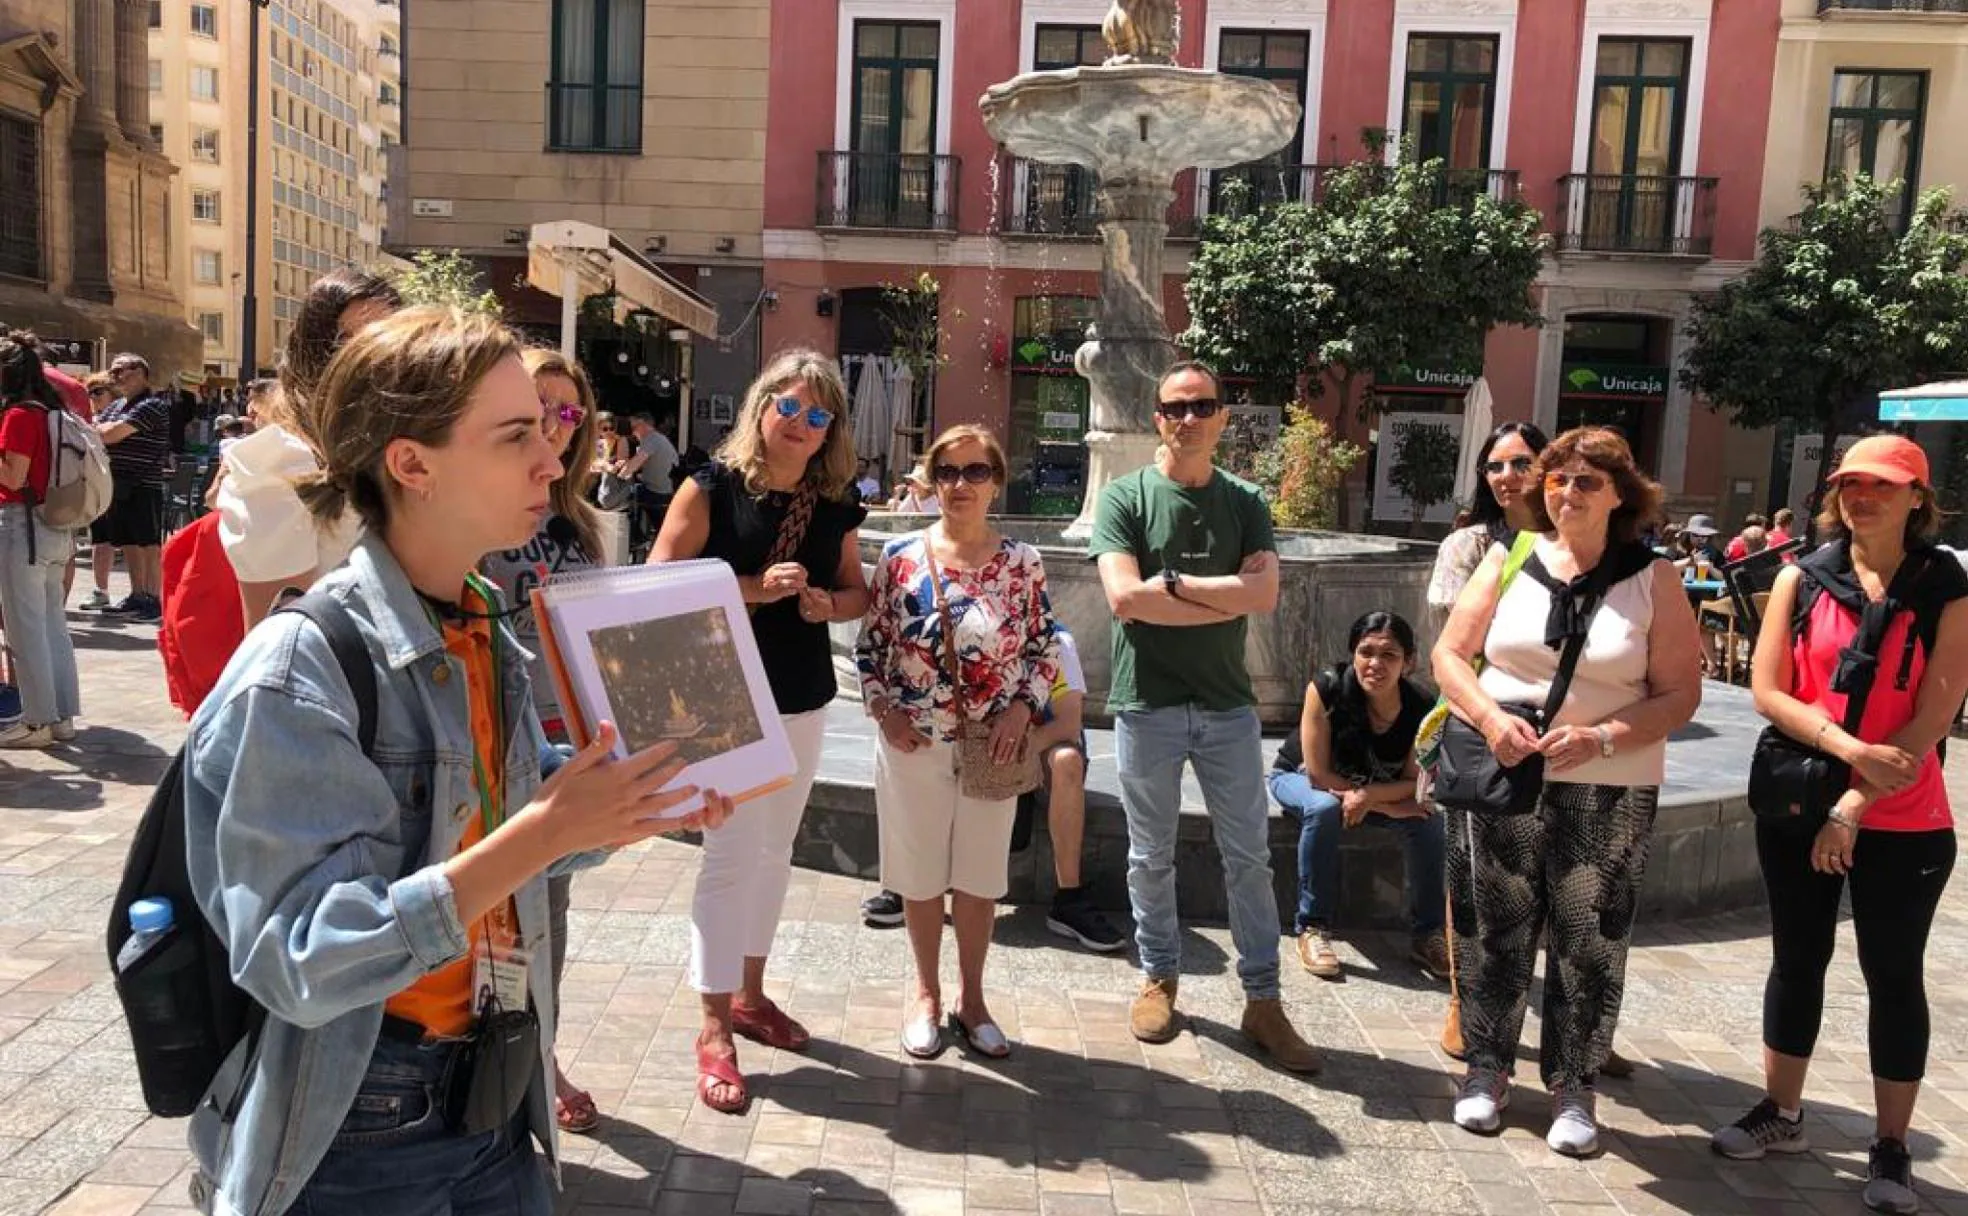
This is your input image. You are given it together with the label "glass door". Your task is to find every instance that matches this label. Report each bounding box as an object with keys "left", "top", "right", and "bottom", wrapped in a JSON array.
[
  {"left": 1588, "top": 39, "right": 1688, "bottom": 252},
  {"left": 1214, "top": 30, "right": 1310, "bottom": 211},
  {"left": 850, "top": 21, "right": 940, "bottom": 227}
]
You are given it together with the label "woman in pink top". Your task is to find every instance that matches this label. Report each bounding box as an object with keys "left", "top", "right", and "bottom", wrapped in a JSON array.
[{"left": 1714, "top": 435, "right": 1968, "bottom": 1216}]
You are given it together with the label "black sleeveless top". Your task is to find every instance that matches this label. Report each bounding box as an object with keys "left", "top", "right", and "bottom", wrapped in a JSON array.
[
  {"left": 693, "top": 461, "right": 867, "bottom": 714},
  {"left": 1274, "top": 668, "right": 1431, "bottom": 783}
]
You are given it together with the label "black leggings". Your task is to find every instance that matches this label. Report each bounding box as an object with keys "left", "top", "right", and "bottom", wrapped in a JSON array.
[{"left": 1759, "top": 821, "right": 1955, "bottom": 1082}]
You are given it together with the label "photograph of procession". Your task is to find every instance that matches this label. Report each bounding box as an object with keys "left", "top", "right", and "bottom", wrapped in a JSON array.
[{"left": 588, "top": 606, "right": 765, "bottom": 764}]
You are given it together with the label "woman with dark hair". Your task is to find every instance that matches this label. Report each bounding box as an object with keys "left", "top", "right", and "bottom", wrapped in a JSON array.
[
  {"left": 1711, "top": 435, "right": 1968, "bottom": 1215},
  {"left": 1266, "top": 611, "right": 1437, "bottom": 980},
  {"left": 216, "top": 270, "right": 404, "bottom": 624},
  {"left": 1428, "top": 422, "right": 1550, "bottom": 631},
  {"left": 0, "top": 337, "right": 81, "bottom": 748},
  {"left": 1434, "top": 427, "right": 1702, "bottom": 1156}
]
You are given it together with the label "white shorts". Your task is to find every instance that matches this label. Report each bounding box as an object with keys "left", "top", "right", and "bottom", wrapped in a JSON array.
[{"left": 874, "top": 734, "right": 1017, "bottom": 900}]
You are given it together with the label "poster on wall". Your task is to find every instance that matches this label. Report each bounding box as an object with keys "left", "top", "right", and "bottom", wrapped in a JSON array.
[
  {"left": 1371, "top": 412, "right": 1463, "bottom": 525},
  {"left": 1786, "top": 433, "right": 1859, "bottom": 521}
]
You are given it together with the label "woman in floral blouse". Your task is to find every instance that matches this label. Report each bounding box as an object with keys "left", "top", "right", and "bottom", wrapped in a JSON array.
[{"left": 856, "top": 424, "right": 1059, "bottom": 1062}]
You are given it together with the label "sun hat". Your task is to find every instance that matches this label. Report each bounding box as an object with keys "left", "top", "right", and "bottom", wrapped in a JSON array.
[
  {"left": 1829, "top": 434, "right": 1928, "bottom": 486},
  {"left": 1683, "top": 514, "right": 1719, "bottom": 538}
]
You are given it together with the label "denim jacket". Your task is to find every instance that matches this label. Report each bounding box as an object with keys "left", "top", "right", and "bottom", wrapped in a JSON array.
[{"left": 182, "top": 535, "right": 574, "bottom": 1216}]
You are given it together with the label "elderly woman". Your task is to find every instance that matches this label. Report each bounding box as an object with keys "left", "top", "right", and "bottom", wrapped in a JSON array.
[
  {"left": 1711, "top": 435, "right": 1968, "bottom": 1216},
  {"left": 1433, "top": 427, "right": 1701, "bottom": 1157},
  {"left": 856, "top": 425, "right": 1058, "bottom": 1061},
  {"left": 652, "top": 349, "right": 869, "bottom": 1113}
]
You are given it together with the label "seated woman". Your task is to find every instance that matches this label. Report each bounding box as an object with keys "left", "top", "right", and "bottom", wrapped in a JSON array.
[{"left": 1267, "top": 611, "right": 1441, "bottom": 981}]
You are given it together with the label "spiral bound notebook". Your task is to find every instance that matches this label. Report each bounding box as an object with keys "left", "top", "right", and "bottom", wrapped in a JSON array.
[{"left": 531, "top": 561, "right": 794, "bottom": 818}]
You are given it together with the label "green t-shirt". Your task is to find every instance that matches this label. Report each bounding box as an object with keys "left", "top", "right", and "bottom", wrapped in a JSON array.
[{"left": 1087, "top": 465, "right": 1276, "bottom": 713}]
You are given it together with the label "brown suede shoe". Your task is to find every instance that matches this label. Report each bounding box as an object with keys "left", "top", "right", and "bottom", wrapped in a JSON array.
[
  {"left": 1440, "top": 998, "right": 1467, "bottom": 1061},
  {"left": 1241, "top": 998, "right": 1321, "bottom": 1074},
  {"left": 1130, "top": 977, "right": 1180, "bottom": 1044}
]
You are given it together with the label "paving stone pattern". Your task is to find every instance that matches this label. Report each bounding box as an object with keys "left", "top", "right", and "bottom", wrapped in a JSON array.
[{"left": 4, "top": 578, "right": 1968, "bottom": 1215}]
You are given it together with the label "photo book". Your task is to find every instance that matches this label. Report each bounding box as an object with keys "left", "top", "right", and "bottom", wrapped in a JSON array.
[{"left": 531, "top": 561, "right": 793, "bottom": 818}]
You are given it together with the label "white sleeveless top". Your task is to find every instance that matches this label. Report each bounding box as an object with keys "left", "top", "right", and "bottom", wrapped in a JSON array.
[{"left": 1477, "top": 537, "right": 1664, "bottom": 787}]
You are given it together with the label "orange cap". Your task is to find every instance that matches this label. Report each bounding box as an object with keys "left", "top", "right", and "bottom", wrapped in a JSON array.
[{"left": 1829, "top": 434, "right": 1928, "bottom": 486}]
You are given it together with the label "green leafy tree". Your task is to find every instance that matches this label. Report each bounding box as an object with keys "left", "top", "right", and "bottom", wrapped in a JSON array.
[
  {"left": 388, "top": 249, "right": 502, "bottom": 316},
  {"left": 1387, "top": 421, "right": 1460, "bottom": 523},
  {"left": 1681, "top": 174, "right": 1968, "bottom": 508},
  {"left": 1182, "top": 139, "right": 1547, "bottom": 415},
  {"left": 1251, "top": 411, "right": 1365, "bottom": 531}
]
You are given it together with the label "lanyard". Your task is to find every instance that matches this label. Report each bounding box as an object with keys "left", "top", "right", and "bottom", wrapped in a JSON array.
[{"left": 423, "top": 573, "right": 507, "bottom": 838}]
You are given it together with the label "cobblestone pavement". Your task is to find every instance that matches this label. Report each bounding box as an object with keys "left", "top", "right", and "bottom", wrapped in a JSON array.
[{"left": 4, "top": 580, "right": 1968, "bottom": 1216}]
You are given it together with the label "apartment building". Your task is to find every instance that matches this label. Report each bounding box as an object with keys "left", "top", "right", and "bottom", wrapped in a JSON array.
[
  {"left": 149, "top": 0, "right": 401, "bottom": 379},
  {"left": 0, "top": 0, "right": 198, "bottom": 378},
  {"left": 392, "top": 1, "right": 764, "bottom": 442},
  {"left": 763, "top": 0, "right": 1786, "bottom": 520}
]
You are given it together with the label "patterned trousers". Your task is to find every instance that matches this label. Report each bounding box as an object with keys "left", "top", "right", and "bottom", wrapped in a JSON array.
[{"left": 1446, "top": 781, "right": 1658, "bottom": 1090}]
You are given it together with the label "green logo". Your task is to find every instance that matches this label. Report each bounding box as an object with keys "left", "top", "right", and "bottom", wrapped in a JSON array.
[
  {"left": 1017, "top": 339, "right": 1049, "bottom": 364},
  {"left": 1567, "top": 367, "right": 1600, "bottom": 391}
]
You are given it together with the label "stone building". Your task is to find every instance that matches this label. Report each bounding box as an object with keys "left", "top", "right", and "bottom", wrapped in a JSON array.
[{"left": 0, "top": 0, "right": 199, "bottom": 379}]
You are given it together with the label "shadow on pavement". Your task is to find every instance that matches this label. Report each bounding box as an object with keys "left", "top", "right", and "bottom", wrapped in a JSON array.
[{"left": 559, "top": 1113, "right": 893, "bottom": 1212}]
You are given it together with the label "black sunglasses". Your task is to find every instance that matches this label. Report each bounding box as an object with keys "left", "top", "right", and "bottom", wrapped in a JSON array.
[
  {"left": 932, "top": 461, "right": 996, "bottom": 486},
  {"left": 1156, "top": 397, "right": 1222, "bottom": 421}
]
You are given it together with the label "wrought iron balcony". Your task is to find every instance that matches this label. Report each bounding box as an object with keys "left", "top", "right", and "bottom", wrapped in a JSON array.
[
  {"left": 816, "top": 151, "right": 960, "bottom": 233},
  {"left": 1002, "top": 160, "right": 1101, "bottom": 237},
  {"left": 1555, "top": 174, "right": 1718, "bottom": 257},
  {"left": 1818, "top": 0, "right": 1968, "bottom": 13},
  {"left": 1201, "top": 163, "right": 1519, "bottom": 219}
]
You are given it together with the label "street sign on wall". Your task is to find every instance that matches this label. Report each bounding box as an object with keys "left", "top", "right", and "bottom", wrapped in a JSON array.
[{"left": 1786, "top": 433, "right": 1859, "bottom": 521}]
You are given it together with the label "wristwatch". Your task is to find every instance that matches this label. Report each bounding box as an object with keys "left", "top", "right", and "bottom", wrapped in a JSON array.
[
  {"left": 1161, "top": 566, "right": 1183, "bottom": 600},
  {"left": 1593, "top": 724, "right": 1615, "bottom": 758}
]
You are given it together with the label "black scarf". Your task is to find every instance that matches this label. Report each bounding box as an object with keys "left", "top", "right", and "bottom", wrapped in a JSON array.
[
  {"left": 1799, "top": 539, "right": 1968, "bottom": 696},
  {"left": 1522, "top": 540, "right": 1657, "bottom": 651}
]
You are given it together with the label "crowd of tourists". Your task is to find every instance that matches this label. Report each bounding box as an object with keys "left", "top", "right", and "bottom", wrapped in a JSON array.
[{"left": 4, "top": 288, "right": 1963, "bottom": 1216}]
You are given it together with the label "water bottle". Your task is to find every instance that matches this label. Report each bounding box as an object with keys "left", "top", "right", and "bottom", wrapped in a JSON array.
[{"left": 118, "top": 897, "right": 175, "bottom": 973}]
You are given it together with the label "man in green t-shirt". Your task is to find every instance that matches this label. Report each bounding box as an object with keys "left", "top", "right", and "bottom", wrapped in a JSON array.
[{"left": 1088, "top": 361, "right": 1319, "bottom": 1074}]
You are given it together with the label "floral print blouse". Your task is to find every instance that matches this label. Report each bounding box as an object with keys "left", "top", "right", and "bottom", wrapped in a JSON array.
[{"left": 855, "top": 532, "right": 1060, "bottom": 743}]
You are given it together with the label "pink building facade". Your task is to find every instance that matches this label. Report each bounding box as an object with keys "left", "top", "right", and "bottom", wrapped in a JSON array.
[{"left": 763, "top": 0, "right": 1782, "bottom": 523}]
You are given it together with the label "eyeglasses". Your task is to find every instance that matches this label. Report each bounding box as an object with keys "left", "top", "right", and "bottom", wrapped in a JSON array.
[
  {"left": 1544, "top": 470, "right": 1608, "bottom": 494},
  {"left": 774, "top": 395, "right": 834, "bottom": 430},
  {"left": 542, "top": 399, "right": 586, "bottom": 429},
  {"left": 932, "top": 461, "right": 996, "bottom": 486},
  {"left": 1155, "top": 398, "right": 1222, "bottom": 421},
  {"left": 1483, "top": 456, "right": 1534, "bottom": 476}
]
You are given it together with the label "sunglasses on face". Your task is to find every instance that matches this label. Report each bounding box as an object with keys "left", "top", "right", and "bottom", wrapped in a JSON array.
[
  {"left": 1155, "top": 397, "right": 1222, "bottom": 421},
  {"left": 774, "top": 395, "right": 834, "bottom": 430},
  {"left": 541, "top": 399, "right": 586, "bottom": 429},
  {"left": 933, "top": 461, "right": 996, "bottom": 486},
  {"left": 1544, "top": 470, "right": 1608, "bottom": 494},
  {"left": 1484, "top": 456, "right": 1534, "bottom": 476}
]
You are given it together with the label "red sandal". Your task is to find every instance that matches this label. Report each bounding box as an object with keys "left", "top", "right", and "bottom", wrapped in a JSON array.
[
  {"left": 696, "top": 1034, "right": 748, "bottom": 1114},
  {"left": 731, "top": 996, "right": 811, "bottom": 1053}
]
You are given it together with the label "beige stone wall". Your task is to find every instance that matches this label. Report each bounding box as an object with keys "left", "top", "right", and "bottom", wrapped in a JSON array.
[{"left": 399, "top": 1, "right": 768, "bottom": 262}]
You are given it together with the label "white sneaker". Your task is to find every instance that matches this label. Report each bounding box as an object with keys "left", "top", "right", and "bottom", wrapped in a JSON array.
[
  {"left": 1548, "top": 1087, "right": 1599, "bottom": 1157},
  {"left": 0, "top": 723, "right": 54, "bottom": 749},
  {"left": 78, "top": 589, "right": 109, "bottom": 611},
  {"left": 1454, "top": 1067, "right": 1510, "bottom": 1133},
  {"left": 50, "top": 719, "right": 76, "bottom": 743}
]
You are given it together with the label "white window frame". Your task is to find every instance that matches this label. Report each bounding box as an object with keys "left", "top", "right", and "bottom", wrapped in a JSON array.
[
  {"left": 190, "top": 65, "right": 220, "bottom": 102},
  {"left": 1011, "top": 1, "right": 1109, "bottom": 229},
  {"left": 1199, "top": 0, "right": 1328, "bottom": 217},
  {"left": 191, "top": 127, "right": 220, "bottom": 163},
  {"left": 190, "top": 3, "right": 217, "bottom": 38},
  {"left": 192, "top": 190, "right": 220, "bottom": 223},
  {"left": 194, "top": 249, "right": 223, "bottom": 284},
  {"left": 1383, "top": 0, "right": 1519, "bottom": 174},
  {"left": 197, "top": 311, "right": 226, "bottom": 344},
  {"left": 829, "top": 0, "right": 958, "bottom": 226}
]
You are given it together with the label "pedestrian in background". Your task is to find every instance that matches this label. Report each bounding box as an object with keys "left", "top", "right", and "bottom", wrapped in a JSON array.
[
  {"left": 0, "top": 336, "right": 82, "bottom": 748},
  {"left": 92, "top": 353, "right": 172, "bottom": 622}
]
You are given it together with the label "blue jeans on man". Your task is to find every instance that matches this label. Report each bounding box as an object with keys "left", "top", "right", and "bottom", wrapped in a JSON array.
[
  {"left": 1115, "top": 704, "right": 1281, "bottom": 999},
  {"left": 1266, "top": 769, "right": 1445, "bottom": 939}
]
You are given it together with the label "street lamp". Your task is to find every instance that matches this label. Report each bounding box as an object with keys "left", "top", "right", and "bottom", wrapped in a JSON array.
[{"left": 240, "top": 0, "right": 272, "bottom": 378}]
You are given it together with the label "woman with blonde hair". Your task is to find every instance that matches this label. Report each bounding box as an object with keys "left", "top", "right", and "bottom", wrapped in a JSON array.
[
  {"left": 855, "top": 424, "right": 1059, "bottom": 1061},
  {"left": 183, "top": 306, "right": 733, "bottom": 1216},
  {"left": 651, "top": 347, "right": 870, "bottom": 1112},
  {"left": 480, "top": 347, "right": 604, "bottom": 1133}
]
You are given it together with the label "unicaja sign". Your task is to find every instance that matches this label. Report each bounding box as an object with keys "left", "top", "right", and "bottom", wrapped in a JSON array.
[{"left": 1563, "top": 364, "right": 1668, "bottom": 398}]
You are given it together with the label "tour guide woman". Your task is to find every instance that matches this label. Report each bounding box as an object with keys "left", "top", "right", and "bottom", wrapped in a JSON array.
[
  {"left": 183, "top": 308, "right": 734, "bottom": 1216},
  {"left": 856, "top": 425, "right": 1059, "bottom": 1061},
  {"left": 1711, "top": 435, "right": 1968, "bottom": 1216},
  {"left": 652, "top": 348, "right": 869, "bottom": 1114},
  {"left": 1433, "top": 426, "right": 1701, "bottom": 1158}
]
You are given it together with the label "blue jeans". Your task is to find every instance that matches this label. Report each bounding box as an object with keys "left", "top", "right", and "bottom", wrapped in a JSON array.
[
  {"left": 1115, "top": 705, "right": 1280, "bottom": 1000},
  {"left": 0, "top": 506, "right": 78, "bottom": 726},
  {"left": 292, "top": 1036, "right": 551, "bottom": 1216},
  {"left": 1266, "top": 770, "right": 1445, "bottom": 938}
]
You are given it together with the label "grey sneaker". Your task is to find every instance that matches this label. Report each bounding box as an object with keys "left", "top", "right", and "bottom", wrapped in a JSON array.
[
  {"left": 1547, "top": 1087, "right": 1599, "bottom": 1157},
  {"left": 1711, "top": 1097, "right": 1808, "bottom": 1160},
  {"left": 79, "top": 588, "right": 109, "bottom": 610},
  {"left": 1453, "top": 1067, "right": 1509, "bottom": 1133},
  {"left": 1863, "top": 1137, "right": 1918, "bottom": 1214}
]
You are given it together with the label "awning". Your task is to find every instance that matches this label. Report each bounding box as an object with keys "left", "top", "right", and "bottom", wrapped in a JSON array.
[
  {"left": 525, "top": 220, "right": 717, "bottom": 340},
  {"left": 1879, "top": 380, "right": 1968, "bottom": 422}
]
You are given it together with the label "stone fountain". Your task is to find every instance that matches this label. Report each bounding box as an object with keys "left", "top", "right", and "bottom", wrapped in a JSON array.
[{"left": 978, "top": 0, "right": 1300, "bottom": 535}]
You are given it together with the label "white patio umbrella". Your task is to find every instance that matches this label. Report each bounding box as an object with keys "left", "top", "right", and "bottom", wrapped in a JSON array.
[{"left": 1452, "top": 376, "right": 1495, "bottom": 506}]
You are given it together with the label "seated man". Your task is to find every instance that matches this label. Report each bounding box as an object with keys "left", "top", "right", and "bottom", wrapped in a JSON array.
[{"left": 1030, "top": 625, "right": 1125, "bottom": 951}]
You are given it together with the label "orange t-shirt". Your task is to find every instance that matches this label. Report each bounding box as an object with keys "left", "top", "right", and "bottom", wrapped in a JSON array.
[{"left": 385, "top": 595, "right": 521, "bottom": 1038}]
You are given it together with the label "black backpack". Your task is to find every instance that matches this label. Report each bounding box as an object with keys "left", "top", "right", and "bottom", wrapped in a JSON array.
[{"left": 107, "top": 592, "right": 376, "bottom": 1119}]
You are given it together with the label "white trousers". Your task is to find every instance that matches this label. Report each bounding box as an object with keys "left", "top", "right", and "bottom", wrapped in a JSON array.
[
  {"left": 689, "top": 708, "right": 829, "bottom": 994},
  {"left": 874, "top": 734, "right": 1017, "bottom": 901}
]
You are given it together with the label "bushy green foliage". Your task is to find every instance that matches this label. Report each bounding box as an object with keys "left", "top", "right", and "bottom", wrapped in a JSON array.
[
  {"left": 388, "top": 250, "right": 502, "bottom": 316},
  {"left": 1250, "top": 409, "right": 1365, "bottom": 530}
]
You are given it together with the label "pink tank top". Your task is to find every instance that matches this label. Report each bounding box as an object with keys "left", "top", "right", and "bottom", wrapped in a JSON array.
[{"left": 1791, "top": 592, "right": 1951, "bottom": 831}]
